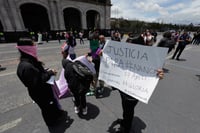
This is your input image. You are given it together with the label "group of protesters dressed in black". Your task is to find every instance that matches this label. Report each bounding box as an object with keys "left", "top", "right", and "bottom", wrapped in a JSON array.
[{"left": 16, "top": 29, "right": 165, "bottom": 133}]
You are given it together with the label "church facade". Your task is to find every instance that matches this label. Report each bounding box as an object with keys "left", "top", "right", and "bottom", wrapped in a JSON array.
[{"left": 0, "top": 0, "right": 111, "bottom": 42}]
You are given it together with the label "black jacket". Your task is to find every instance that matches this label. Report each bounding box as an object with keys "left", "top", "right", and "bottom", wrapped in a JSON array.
[
  {"left": 17, "top": 58, "right": 55, "bottom": 102},
  {"left": 62, "top": 59, "right": 90, "bottom": 94},
  {"left": 62, "top": 59, "right": 78, "bottom": 92}
]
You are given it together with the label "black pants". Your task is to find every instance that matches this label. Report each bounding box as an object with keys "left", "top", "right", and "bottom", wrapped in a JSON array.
[
  {"left": 120, "top": 91, "right": 138, "bottom": 133},
  {"left": 73, "top": 91, "right": 87, "bottom": 108},
  {"left": 80, "top": 38, "right": 84, "bottom": 44},
  {"left": 172, "top": 44, "right": 186, "bottom": 59},
  {"left": 71, "top": 83, "right": 89, "bottom": 108},
  {"left": 35, "top": 97, "right": 63, "bottom": 126}
]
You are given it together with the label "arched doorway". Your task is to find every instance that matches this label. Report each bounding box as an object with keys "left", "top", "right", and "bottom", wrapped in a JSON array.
[
  {"left": 63, "top": 8, "right": 81, "bottom": 31},
  {"left": 86, "top": 10, "right": 100, "bottom": 30},
  {"left": 0, "top": 20, "right": 3, "bottom": 31},
  {"left": 20, "top": 3, "right": 50, "bottom": 32}
]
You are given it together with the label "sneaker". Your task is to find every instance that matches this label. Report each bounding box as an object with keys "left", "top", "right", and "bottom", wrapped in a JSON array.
[
  {"left": 97, "top": 89, "right": 102, "bottom": 94},
  {"left": 86, "top": 91, "right": 94, "bottom": 96},
  {"left": 74, "top": 106, "right": 79, "bottom": 114},
  {"left": 99, "top": 87, "right": 104, "bottom": 94},
  {"left": 82, "top": 107, "right": 88, "bottom": 115}
]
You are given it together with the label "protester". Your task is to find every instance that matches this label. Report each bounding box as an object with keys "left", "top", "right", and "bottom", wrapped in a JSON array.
[
  {"left": 126, "top": 33, "right": 145, "bottom": 45},
  {"left": 44, "top": 32, "right": 49, "bottom": 43},
  {"left": 92, "top": 35, "right": 106, "bottom": 96},
  {"left": 79, "top": 31, "right": 84, "bottom": 44},
  {"left": 64, "top": 31, "right": 69, "bottom": 43},
  {"left": 62, "top": 47, "right": 94, "bottom": 115},
  {"left": 56, "top": 32, "right": 61, "bottom": 43},
  {"left": 157, "top": 31, "right": 176, "bottom": 53},
  {"left": 67, "top": 32, "right": 77, "bottom": 60},
  {"left": 152, "top": 31, "right": 158, "bottom": 42},
  {"left": 75, "top": 53, "right": 97, "bottom": 97},
  {"left": 115, "top": 37, "right": 164, "bottom": 133},
  {"left": 89, "top": 33, "right": 99, "bottom": 59},
  {"left": 16, "top": 38, "right": 67, "bottom": 127},
  {"left": 171, "top": 31, "right": 191, "bottom": 60},
  {"left": 111, "top": 32, "right": 121, "bottom": 42},
  {"left": 144, "top": 30, "right": 154, "bottom": 46},
  {"left": 37, "top": 32, "right": 43, "bottom": 44}
]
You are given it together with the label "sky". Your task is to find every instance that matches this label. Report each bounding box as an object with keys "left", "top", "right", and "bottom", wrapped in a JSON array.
[{"left": 111, "top": 0, "right": 200, "bottom": 25}]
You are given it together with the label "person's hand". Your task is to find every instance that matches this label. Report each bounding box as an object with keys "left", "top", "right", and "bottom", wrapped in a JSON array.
[
  {"left": 91, "top": 80, "right": 95, "bottom": 87},
  {"left": 156, "top": 69, "right": 164, "bottom": 79},
  {"left": 48, "top": 69, "right": 57, "bottom": 75},
  {"left": 98, "top": 50, "right": 103, "bottom": 56}
]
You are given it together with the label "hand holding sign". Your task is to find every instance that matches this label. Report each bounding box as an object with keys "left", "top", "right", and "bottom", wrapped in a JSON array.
[{"left": 98, "top": 40, "right": 168, "bottom": 103}]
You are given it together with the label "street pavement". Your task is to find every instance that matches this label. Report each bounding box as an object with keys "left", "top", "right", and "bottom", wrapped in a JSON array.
[{"left": 0, "top": 36, "right": 200, "bottom": 133}]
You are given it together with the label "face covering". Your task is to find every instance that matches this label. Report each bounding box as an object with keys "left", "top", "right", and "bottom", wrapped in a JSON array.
[{"left": 16, "top": 45, "right": 38, "bottom": 59}]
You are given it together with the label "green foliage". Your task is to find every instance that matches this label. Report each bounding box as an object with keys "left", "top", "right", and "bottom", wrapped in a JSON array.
[{"left": 111, "top": 18, "right": 199, "bottom": 33}]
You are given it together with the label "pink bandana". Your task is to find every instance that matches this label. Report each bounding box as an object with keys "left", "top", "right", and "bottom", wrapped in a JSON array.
[{"left": 16, "top": 45, "right": 38, "bottom": 59}]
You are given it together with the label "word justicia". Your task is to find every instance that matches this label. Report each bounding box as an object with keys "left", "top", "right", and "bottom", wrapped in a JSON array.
[{"left": 106, "top": 46, "right": 149, "bottom": 61}]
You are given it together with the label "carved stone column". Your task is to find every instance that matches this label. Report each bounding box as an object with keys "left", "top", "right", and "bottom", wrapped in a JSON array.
[
  {"left": 49, "top": 0, "right": 58, "bottom": 30},
  {"left": 0, "top": 0, "right": 13, "bottom": 31},
  {"left": 81, "top": 12, "right": 87, "bottom": 30},
  {"left": 7, "top": 0, "right": 24, "bottom": 31},
  {"left": 56, "top": 0, "right": 65, "bottom": 30},
  {"left": 105, "top": 6, "right": 111, "bottom": 29}
]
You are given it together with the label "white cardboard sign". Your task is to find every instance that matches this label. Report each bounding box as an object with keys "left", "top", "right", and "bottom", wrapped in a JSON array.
[{"left": 98, "top": 40, "right": 168, "bottom": 103}]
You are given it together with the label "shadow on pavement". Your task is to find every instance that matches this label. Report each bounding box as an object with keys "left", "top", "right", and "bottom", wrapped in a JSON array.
[
  {"left": 95, "top": 87, "right": 112, "bottom": 99},
  {"left": 78, "top": 102, "right": 100, "bottom": 120},
  {"left": 107, "top": 119, "right": 121, "bottom": 133},
  {"left": 48, "top": 113, "right": 74, "bottom": 133},
  {"left": 176, "top": 58, "right": 187, "bottom": 61},
  {"left": 131, "top": 116, "right": 146, "bottom": 133},
  {"left": 196, "top": 75, "right": 200, "bottom": 81},
  {"left": 107, "top": 116, "right": 146, "bottom": 133}
]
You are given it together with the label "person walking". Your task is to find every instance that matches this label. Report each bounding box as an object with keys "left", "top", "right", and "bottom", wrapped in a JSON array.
[
  {"left": 171, "top": 31, "right": 191, "bottom": 60},
  {"left": 16, "top": 38, "right": 67, "bottom": 127},
  {"left": 44, "top": 32, "right": 49, "bottom": 43},
  {"left": 67, "top": 32, "right": 77, "bottom": 60},
  {"left": 79, "top": 31, "right": 84, "bottom": 44},
  {"left": 56, "top": 32, "right": 61, "bottom": 43},
  {"left": 37, "top": 32, "right": 43, "bottom": 44},
  {"left": 157, "top": 32, "right": 176, "bottom": 54}
]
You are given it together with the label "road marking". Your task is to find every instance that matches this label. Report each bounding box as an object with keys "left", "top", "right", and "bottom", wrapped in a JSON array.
[
  {"left": 0, "top": 58, "right": 17, "bottom": 62},
  {"left": 0, "top": 118, "right": 22, "bottom": 133},
  {"left": 0, "top": 72, "right": 16, "bottom": 77}
]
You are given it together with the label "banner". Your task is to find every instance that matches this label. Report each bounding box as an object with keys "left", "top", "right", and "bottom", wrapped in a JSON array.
[{"left": 98, "top": 40, "right": 168, "bottom": 103}]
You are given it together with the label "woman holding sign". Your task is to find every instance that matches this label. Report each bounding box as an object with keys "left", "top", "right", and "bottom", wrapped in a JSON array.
[
  {"left": 115, "top": 37, "right": 164, "bottom": 133},
  {"left": 116, "top": 69, "right": 164, "bottom": 133}
]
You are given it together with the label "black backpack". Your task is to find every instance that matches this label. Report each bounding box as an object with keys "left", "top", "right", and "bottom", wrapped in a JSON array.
[
  {"left": 62, "top": 59, "right": 93, "bottom": 93},
  {"left": 72, "top": 60, "right": 94, "bottom": 83}
]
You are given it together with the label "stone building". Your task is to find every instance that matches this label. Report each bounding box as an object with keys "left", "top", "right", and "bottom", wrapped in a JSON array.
[{"left": 0, "top": 0, "right": 111, "bottom": 42}]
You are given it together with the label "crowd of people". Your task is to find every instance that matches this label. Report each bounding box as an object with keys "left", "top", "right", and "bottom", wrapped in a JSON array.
[
  {"left": 15, "top": 28, "right": 200, "bottom": 132},
  {"left": 157, "top": 30, "right": 193, "bottom": 60}
]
